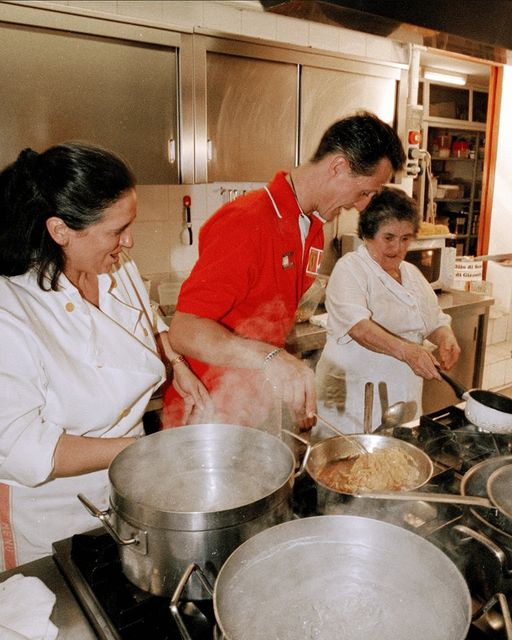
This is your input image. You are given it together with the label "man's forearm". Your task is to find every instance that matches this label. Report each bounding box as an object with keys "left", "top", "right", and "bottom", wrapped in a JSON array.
[{"left": 169, "top": 311, "right": 275, "bottom": 369}]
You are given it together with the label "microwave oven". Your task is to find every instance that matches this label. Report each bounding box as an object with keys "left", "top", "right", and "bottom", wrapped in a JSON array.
[
  {"left": 406, "top": 236, "right": 456, "bottom": 291},
  {"left": 339, "top": 234, "right": 456, "bottom": 291}
]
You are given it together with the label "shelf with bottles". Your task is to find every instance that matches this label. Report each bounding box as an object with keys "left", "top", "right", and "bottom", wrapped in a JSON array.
[{"left": 429, "top": 129, "right": 482, "bottom": 162}]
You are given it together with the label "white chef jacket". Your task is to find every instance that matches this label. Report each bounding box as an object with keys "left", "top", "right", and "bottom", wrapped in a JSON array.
[
  {"left": 0, "top": 253, "right": 166, "bottom": 569},
  {"left": 315, "top": 244, "right": 452, "bottom": 435}
]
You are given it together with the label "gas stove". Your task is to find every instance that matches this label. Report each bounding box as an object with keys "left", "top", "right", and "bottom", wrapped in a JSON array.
[
  {"left": 53, "top": 405, "right": 512, "bottom": 639},
  {"left": 53, "top": 531, "right": 215, "bottom": 639}
]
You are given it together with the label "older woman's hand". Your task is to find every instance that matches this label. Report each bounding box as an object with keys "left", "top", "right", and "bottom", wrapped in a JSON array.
[
  {"left": 400, "top": 342, "right": 442, "bottom": 380},
  {"left": 428, "top": 326, "right": 461, "bottom": 371}
]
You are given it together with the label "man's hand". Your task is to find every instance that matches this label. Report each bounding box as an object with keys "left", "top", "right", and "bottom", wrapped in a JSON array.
[{"left": 262, "top": 349, "right": 317, "bottom": 430}]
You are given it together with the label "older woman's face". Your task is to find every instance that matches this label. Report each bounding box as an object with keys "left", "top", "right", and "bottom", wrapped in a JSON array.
[
  {"left": 365, "top": 219, "right": 416, "bottom": 269},
  {"left": 64, "top": 188, "right": 137, "bottom": 275}
]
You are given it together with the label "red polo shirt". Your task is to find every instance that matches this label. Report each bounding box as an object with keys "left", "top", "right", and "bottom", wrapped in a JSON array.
[{"left": 163, "top": 171, "right": 324, "bottom": 425}]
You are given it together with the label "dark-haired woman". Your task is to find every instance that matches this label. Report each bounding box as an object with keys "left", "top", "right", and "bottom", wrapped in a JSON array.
[
  {"left": 0, "top": 143, "right": 208, "bottom": 569},
  {"left": 315, "top": 187, "right": 460, "bottom": 435}
]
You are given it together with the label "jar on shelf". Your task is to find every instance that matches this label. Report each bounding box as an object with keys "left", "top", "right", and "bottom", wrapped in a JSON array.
[
  {"left": 435, "top": 134, "right": 451, "bottom": 158},
  {"left": 452, "top": 138, "right": 470, "bottom": 158}
]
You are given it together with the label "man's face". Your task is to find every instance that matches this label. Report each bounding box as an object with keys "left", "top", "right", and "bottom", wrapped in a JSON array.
[{"left": 321, "top": 156, "right": 393, "bottom": 221}]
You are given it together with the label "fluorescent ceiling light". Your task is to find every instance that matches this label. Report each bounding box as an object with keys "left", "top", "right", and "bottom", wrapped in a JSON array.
[{"left": 424, "top": 69, "right": 467, "bottom": 86}]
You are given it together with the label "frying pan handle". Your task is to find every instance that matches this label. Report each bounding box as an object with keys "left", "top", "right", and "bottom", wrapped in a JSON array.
[
  {"left": 281, "top": 429, "right": 311, "bottom": 477},
  {"left": 170, "top": 563, "right": 214, "bottom": 640},
  {"left": 437, "top": 368, "right": 467, "bottom": 399}
]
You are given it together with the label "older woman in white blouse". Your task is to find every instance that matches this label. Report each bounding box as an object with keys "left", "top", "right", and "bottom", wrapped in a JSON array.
[{"left": 315, "top": 186, "right": 460, "bottom": 434}]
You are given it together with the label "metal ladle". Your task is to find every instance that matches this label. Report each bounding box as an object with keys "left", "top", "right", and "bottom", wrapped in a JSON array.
[{"left": 373, "top": 401, "right": 406, "bottom": 434}]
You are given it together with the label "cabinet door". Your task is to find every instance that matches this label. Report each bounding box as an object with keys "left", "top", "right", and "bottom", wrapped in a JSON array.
[
  {"left": 0, "top": 23, "right": 179, "bottom": 184},
  {"left": 206, "top": 53, "right": 297, "bottom": 182},
  {"left": 300, "top": 66, "right": 397, "bottom": 162},
  {"left": 422, "top": 312, "right": 480, "bottom": 413}
]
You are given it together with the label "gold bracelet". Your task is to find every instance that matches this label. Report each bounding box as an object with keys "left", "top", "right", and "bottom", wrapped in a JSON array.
[{"left": 169, "top": 354, "right": 187, "bottom": 368}]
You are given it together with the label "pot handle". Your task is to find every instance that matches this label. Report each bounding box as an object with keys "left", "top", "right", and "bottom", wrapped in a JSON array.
[
  {"left": 77, "top": 493, "right": 140, "bottom": 548},
  {"left": 473, "top": 593, "right": 512, "bottom": 640},
  {"left": 453, "top": 524, "right": 512, "bottom": 578},
  {"left": 437, "top": 368, "right": 467, "bottom": 399},
  {"left": 170, "top": 563, "right": 214, "bottom": 640},
  {"left": 454, "top": 526, "right": 512, "bottom": 638},
  {"left": 281, "top": 429, "right": 311, "bottom": 477}
]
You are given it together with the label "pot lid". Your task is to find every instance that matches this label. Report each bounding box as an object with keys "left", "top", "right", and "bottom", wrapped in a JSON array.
[{"left": 487, "top": 464, "right": 512, "bottom": 520}]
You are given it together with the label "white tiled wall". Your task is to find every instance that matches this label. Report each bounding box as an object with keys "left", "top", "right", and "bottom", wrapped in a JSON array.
[
  {"left": 15, "top": 0, "right": 405, "bottom": 63},
  {"left": 483, "top": 308, "right": 512, "bottom": 390},
  {"left": 129, "top": 181, "right": 265, "bottom": 303}
]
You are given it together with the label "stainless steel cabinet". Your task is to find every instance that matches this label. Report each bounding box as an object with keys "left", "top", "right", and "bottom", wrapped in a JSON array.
[
  {"left": 0, "top": 22, "right": 180, "bottom": 183},
  {"left": 422, "top": 297, "right": 491, "bottom": 414},
  {"left": 300, "top": 66, "right": 398, "bottom": 162},
  {"left": 194, "top": 35, "right": 406, "bottom": 183},
  {"left": 205, "top": 52, "right": 297, "bottom": 182}
]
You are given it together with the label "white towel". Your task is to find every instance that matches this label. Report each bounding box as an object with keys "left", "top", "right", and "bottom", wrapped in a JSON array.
[
  {"left": 0, "top": 574, "right": 58, "bottom": 640},
  {"left": 309, "top": 312, "right": 328, "bottom": 328}
]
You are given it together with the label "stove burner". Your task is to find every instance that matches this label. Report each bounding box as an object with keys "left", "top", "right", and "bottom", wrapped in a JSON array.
[{"left": 54, "top": 530, "right": 215, "bottom": 640}]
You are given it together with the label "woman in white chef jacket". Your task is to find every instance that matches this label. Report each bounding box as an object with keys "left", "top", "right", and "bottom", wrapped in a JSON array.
[
  {"left": 0, "top": 143, "right": 209, "bottom": 570},
  {"left": 315, "top": 186, "right": 461, "bottom": 435}
]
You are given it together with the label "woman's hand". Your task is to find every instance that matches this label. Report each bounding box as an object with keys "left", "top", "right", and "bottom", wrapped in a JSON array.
[
  {"left": 171, "top": 360, "right": 211, "bottom": 420},
  {"left": 428, "top": 326, "right": 461, "bottom": 371},
  {"left": 400, "top": 342, "right": 442, "bottom": 380}
]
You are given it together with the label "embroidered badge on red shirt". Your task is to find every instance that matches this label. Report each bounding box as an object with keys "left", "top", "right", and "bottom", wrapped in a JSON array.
[{"left": 306, "top": 247, "right": 323, "bottom": 276}]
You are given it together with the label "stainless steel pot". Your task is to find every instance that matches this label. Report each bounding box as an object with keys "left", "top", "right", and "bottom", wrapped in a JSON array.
[
  {"left": 78, "top": 424, "right": 295, "bottom": 599},
  {"left": 439, "top": 370, "right": 512, "bottom": 433},
  {"left": 213, "top": 516, "right": 471, "bottom": 640}
]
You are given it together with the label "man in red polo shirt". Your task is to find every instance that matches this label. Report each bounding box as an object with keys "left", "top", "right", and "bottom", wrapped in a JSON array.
[{"left": 164, "top": 112, "right": 405, "bottom": 431}]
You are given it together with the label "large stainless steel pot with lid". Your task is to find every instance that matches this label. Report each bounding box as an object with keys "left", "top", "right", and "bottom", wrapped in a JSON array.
[
  {"left": 78, "top": 424, "right": 295, "bottom": 599},
  {"left": 212, "top": 515, "right": 471, "bottom": 640}
]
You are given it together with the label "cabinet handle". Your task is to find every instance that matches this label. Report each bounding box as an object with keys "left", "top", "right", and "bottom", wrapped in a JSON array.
[
  {"left": 167, "top": 138, "right": 176, "bottom": 164},
  {"left": 207, "top": 139, "right": 213, "bottom": 161}
]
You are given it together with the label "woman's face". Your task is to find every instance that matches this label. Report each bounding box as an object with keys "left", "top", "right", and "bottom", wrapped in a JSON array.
[
  {"left": 64, "top": 188, "right": 137, "bottom": 276},
  {"left": 365, "top": 218, "right": 416, "bottom": 270}
]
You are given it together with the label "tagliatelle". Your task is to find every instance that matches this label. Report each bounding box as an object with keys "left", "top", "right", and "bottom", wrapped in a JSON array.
[{"left": 318, "top": 447, "right": 420, "bottom": 493}]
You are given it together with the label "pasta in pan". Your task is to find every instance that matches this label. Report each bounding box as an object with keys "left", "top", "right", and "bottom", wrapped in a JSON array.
[{"left": 317, "top": 447, "right": 420, "bottom": 493}]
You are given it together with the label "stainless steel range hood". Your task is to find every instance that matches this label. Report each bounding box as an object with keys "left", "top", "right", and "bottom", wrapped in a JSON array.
[{"left": 260, "top": 0, "right": 512, "bottom": 64}]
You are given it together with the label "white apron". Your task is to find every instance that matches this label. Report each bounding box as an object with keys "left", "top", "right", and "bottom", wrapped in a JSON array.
[{"left": 314, "top": 245, "right": 451, "bottom": 436}]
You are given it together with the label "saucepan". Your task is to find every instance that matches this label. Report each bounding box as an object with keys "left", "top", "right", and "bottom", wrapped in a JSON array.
[{"left": 438, "top": 369, "right": 512, "bottom": 433}]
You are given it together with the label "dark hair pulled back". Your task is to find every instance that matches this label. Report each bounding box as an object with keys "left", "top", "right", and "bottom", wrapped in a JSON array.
[
  {"left": 312, "top": 111, "right": 405, "bottom": 176},
  {"left": 0, "top": 142, "right": 135, "bottom": 289}
]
